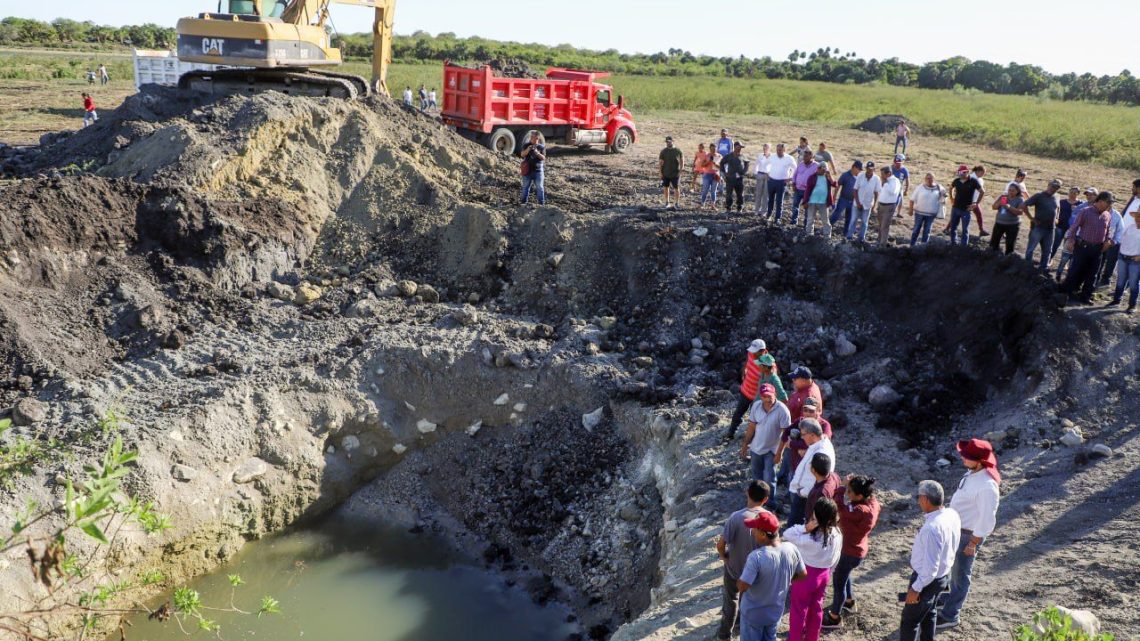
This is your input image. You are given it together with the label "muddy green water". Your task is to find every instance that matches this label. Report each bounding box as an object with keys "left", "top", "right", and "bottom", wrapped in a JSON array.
[{"left": 119, "top": 516, "right": 578, "bottom": 641}]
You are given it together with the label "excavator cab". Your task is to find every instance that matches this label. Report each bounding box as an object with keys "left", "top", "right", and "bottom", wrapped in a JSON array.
[{"left": 224, "top": 0, "right": 288, "bottom": 17}]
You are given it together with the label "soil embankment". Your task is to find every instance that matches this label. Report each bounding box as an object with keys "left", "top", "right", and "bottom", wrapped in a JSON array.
[{"left": 0, "top": 88, "right": 1137, "bottom": 641}]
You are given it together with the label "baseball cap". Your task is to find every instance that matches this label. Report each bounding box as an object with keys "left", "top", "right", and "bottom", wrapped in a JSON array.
[
  {"left": 757, "top": 383, "right": 776, "bottom": 397},
  {"left": 1084, "top": 186, "right": 1098, "bottom": 195},
  {"left": 802, "top": 397, "right": 819, "bottom": 411},
  {"left": 743, "top": 511, "right": 780, "bottom": 534},
  {"left": 747, "top": 339, "right": 767, "bottom": 353},
  {"left": 1016, "top": 168, "right": 1027, "bottom": 177},
  {"left": 852, "top": 160, "right": 863, "bottom": 169},
  {"left": 1049, "top": 179, "right": 1063, "bottom": 188},
  {"left": 957, "top": 164, "right": 970, "bottom": 173},
  {"left": 665, "top": 136, "right": 673, "bottom": 142},
  {"left": 1100, "top": 191, "right": 1116, "bottom": 203},
  {"left": 757, "top": 354, "right": 776, "bottom": 366},
  {"left": 791, "top": 366, "right": 813, "bottom": 380},
  {"left": 866, "top": 161, "right": 876, "bottom": 168},
  {"left": 735, "top": 141, "right": 745, "bottom": 148},
  {"left": 894, "top": 154, "right": 905, "bottom": 162}
]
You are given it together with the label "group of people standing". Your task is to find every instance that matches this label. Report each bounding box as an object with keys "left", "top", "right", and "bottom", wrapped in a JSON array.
[
  {"left": 401, "top": 84, "right": 438, "bottom": 111},
  {"left": 715, "top": 340, "right": 1001, "bottom": 641},
  {"left": 659, "top": 131, "right": 1140, "bottom": 313}
]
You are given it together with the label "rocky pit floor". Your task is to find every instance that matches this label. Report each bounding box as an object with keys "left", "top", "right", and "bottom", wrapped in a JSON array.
[{"left": 0, "top": 89, "right": 1138, "bottom": 641}]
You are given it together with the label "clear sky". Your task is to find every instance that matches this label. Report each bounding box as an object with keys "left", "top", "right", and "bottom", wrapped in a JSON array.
[{"left": 2, "top": 0, "right": 1135, "bottom": 77}]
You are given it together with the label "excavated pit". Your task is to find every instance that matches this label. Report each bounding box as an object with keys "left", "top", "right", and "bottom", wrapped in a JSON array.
[{"left": 0, "top": 89, "right": 1083, "bottom": 640}]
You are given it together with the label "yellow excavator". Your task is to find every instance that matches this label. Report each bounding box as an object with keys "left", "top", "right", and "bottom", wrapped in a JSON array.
[{"left": 175, "top": 0, "right": 395, "bottom": 99}]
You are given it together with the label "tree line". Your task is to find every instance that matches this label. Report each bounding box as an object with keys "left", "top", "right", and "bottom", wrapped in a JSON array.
[{"left": 4, "top": 16, "right": 1137, "bottom": 106}]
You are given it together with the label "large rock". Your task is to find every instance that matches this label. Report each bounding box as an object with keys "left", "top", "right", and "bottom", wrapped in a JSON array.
[
  {"left": 417, "top": 284, "right": 440, "bottom": 303},
  {"left": 11, "top": 398, "right": 47, "bottom": 426},
  {"left": 266, "top": 281, "right": 293, "bottom": 301},
  {"left": 396, "top": 280, "right": 418, "bottom": 297},
  {"left": 344, "top": 298, "right": 383, "bottom": 318},
  {"left": 450, "top": 304, "right": 478, "bottom": 326},
  {"left": 232, "top": 458, "right": 268, "bottom": 484},
  {"left": 868, "top": 384, "right": 902, "bottom": 408},
  {"left": 171, "top": 464, "right": 199, "bottom": 482},
  {"left": 1059, "top": 429, "right": 1084, "bottom": 447},
  {"left": 582, "top": 407, "right": 605, "bottom": 431},
  {"left": 416, "top": 419, "right": 437, "bottom": 434},
  {"left": 834, "top": 334, "right": 858, "bottom": 357},
  {"left": 293, "top": 282, "right": 322, "bottom": 305}
]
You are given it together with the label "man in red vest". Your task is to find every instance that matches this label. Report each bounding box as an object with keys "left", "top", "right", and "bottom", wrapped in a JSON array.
[{"left": 725, "top": 339, "right": 768, "bottom": 441}]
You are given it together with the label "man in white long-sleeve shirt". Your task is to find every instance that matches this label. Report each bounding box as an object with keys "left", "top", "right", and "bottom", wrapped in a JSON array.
[
  {"left": 786, "top": 419, "right": 835, "bottom": 526},
  {"left": 937, "top": 439, "right": 1001, "bottom": 630},
  {"left": 753, "top": 144, "right": 773, "bottom": 216},
  {"left": 900, "top": 480, "right": 960, "bottom": 641}
]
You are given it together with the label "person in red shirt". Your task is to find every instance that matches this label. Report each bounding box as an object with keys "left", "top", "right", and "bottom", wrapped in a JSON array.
[
  {"left": 82, "top": 92, "right": 98, "bottom": 127},
  {"left": 804, "top": 452, "right": 841, "bottom": 522},
  {"left": 822, "top": 475, "right": 881, "bottom": 629},
  {"left": 726, "top": 339, "right": 768, "bottom": 441},
  {"left": 786, "top": 366, "right": 823, "bottom": 422}
]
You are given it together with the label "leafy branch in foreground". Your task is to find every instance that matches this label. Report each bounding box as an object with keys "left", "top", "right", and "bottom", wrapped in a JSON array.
[
  {"left": 1013, "top": 608, "right": 1116, "bottom": 641},
  {"left": 0, "top": 413, "right": 278, "bottom": 640}
]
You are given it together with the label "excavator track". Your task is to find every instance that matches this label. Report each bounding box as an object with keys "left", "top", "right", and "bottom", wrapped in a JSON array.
[
  {"left": 309, "top": 70, "right": 371, "bottom": 98},
  {"left": 178, "top": 68, "right": 362, "bottom": 99}
]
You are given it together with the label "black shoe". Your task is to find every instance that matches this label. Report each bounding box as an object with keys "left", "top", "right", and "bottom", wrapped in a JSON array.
[
  {"left": 821, "top": 611, "right": 843, "bottom": 629},
  {"left": 721, "top": 431, "right": 736, "bottom": 443},
  {"left": 1106, "top": 299, "right": 1121, "bottom": 307},
  {"left": 842, "top": 598, "right": 857, "bottom": 613},
  {"left": 935, "top": 616, "right": 960, "bottom": 630},
  {"left": 1127, "top": 306, "right": 1136, "bottom": 314},
  {"left": 979, "top": 230, "right": 990, "bottom": 237}
]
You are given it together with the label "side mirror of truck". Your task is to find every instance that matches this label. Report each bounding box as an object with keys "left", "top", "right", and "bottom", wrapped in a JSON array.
[{"left": 617, "top": 95, "right": 624, "bottom": 109}]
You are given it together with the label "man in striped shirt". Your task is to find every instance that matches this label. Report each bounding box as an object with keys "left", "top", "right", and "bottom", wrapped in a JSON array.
[{"left": 1061, "top": 191, "right": 1116, "bottom": 304}]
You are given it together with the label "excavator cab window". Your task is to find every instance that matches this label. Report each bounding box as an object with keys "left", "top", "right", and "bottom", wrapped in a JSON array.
[
  {"left": 596, "top": 90, "right": 611, "bottom": 107},
  {"left": 227, "top": 0, "right": 286, "bottom": 17}
]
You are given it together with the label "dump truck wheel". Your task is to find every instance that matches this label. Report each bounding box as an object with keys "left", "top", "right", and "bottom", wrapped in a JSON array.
[
  {"left": 611, "top": 127, "right": 634, "bottom": 154},
  {"left": 486, "top": 128, "right": 517, "bottom": 155}
]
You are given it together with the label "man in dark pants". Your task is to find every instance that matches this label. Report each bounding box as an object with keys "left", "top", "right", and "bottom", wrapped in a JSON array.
[
  {"left": 727, "top": 339, "right": 768, "bottom": 441},
  {"left": 900, "top": 480, "right": 959, "bottom": 641},
  {"left": 721, "top": 141, "right": 748, "bottom": 213},
  {"left": 715, "top": 481, "right": 770, "bottom": 640},
  {"left": 1061, "top": 191, "right": 1115, "bottom": 304},
  {"left": 1096, "top": 180, "right": 1137, "bottom": 286}
]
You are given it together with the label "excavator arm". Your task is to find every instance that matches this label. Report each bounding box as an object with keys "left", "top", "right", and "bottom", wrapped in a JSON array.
[{"left": 280, "top": 0, "right": 395, "bottom": 96}]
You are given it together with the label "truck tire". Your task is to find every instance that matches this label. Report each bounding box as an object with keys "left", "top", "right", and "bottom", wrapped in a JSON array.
[
  {"left": 611, "top": 127, "right": 634, "bottom": 154},
  {"left": 486, "top": 128, "right": 517, "bottom": 155},
  {"left": 517, "top": 130, "right": 546, "bottom": 154}
]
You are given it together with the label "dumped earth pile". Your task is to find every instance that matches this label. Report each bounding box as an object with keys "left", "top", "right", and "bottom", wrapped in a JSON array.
[
  {"left": 485, "top": 57, "right": 542, "bottom": 78},
  {"left": 1, "top": 87, "right": 1138, "bottom": 641},
  {"left": 856, "top": 113, "right": 914, "bottom": 134}
]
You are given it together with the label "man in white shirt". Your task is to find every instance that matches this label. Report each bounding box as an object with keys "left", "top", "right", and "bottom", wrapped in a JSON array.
[
  {"left": 765, "top": 144, "right": 798, "bottom": 222},
  {"left": 1099, "top": 180, "right": 1138, "bottom": 288},
  {"left": 740, "top": 384, "right": 792, "bottom": 512},
  {"left": 753, "top": 143, "right": 773, "bottom": 216},
  {"left": 786, "top": 419, "right": 835, "bottom": 526},
  {"left": 1110, "top": 180, "right": 1140, "bottom": 312},
  {"left": 877, "top": 166, "right": 902, "bottom": 245},
  {"left": 849, "top": 161, "right": 881, "bottom": 242},
  {"left": 901, "top": 480, "right": 960, "bottom": 641},
  {"left": 937, "top": 439, "right": 1000, "bottom": 630}
]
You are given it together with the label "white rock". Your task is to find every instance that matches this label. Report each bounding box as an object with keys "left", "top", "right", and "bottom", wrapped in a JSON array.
[
  {"left": 416, "top": 419, "right": 438, "bottom": 434},
  {"left": 692, "top": 227, "right": 709, "bottom": 237},
  {"left": 664, "top": 519, "right": 679, "bottom": 532},
  {"left": 582, "top": 407, "right": 605, "bottom": 431},
  {"left": 326, "top": 445, "right": 336, "bottom": 454},
  {"left": 547, "top": 252, "right": 564, "bottom": 267},
  {"left": 512, "top": 402, "right": 527, "bottom": 412},
  {"left": 404, "top": 401, "right": 416, "bottom": 412},
  {"left": 677, "top": 618, "right": 696, "bottom": 630},
  {"left": 374, "top": 366, "right": 385, "bottom": 375},
  {"left": 868, "top": 384, "right": 902, "bottom": 408},
  {"left": 171, "top": 464, "right": 198, "bottom": 482},
  {"left": 466, "top": 420, "right": 483, "bottom": 436},
  {"left": 450, "top": 305, "right": 479, "bottom": 326},
  {"left": 168, "top": 431, "right": 185, "bottom": 442},
  {"left": 936, "top": 458, "right": 951, "bottom": 467},
  {"left": 341, "top": 434, "right": 361, "bottom": 452},
  {"left": 266, "top": 281, "right": 293, "bottom": 301},
  {"left": 493, "top": 393, "right": 510, "bottom": 406},
  {"left": 1090, "top": 443, "right": 1112, "bottom": 458},
  {"left": 1060, "top": 429, "right": 1084, "bottom": 447},
  {"left": 834, "top": 334, "right": 858, "bottom": 357},
  {"left": 1036, "top": 607, "right": 1100, "bottom": 637},
  {"left": 232, "top": 458, "right": 268, "bottom": 484},
  {"left": 764, "top": 261, "right": 781, "bottom": 270},
  {"left": 392, "top": 443, "right": 407, "bottom": 455}
]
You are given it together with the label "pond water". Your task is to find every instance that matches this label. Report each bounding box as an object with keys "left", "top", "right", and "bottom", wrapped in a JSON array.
[{"left": 118, "top": 515, "right": 578, "bottom": 641}]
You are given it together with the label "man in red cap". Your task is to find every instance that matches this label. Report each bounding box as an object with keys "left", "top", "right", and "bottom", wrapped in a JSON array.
[
  {"left": 948, "top": 165, "right": 984, "bottom": 246},
  {"left": 737, "top": 511, "right": 807, "bottom": 641},
  {"left": 742, "top": 384, "right": 792, "bottom": 513},
  {"left": 936, "top": 439, "right": 1000, "bottom": 630}
]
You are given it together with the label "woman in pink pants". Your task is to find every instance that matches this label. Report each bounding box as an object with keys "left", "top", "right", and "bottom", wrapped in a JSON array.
[{"left": 783, "top": 497, "right": 842, "bottom": 641}]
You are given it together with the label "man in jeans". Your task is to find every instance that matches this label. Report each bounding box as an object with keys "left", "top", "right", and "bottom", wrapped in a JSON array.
[
  {"left": 1109, "top": 204, "right": 1140, "bottom": 313},
  {"left": 948, "top": 165, "right": 983, "bottom": 246},
  {"left": 908, "top": 173, "right": 945, "bottom": 246},
  {"left": 740, "top": 384, "right": 791, "bottom": 513},
  {"left": 520, "top": 131, "right": 546, "bottom": 205},
  {"left": 721, "top": 141, "right": 748, "bottom": 213},
  {"left": 1023, "top": 180, "right": 1063, "bottom": 272},
  {"left": 894, "top": 119, "right": 911, "bottom": 156},
  {"left": 715, "top": 481, "right": 770, "bottom": 640},
  {"left": 737, "top": 511, "right": 807, "bottom": 641},
  {"left": 877, "top": 167, "right": 902, "bottom": 245},
  {"left": 937, "top": 439, "right": 1000, "bottom": 631},
  {"left": 831, "top": 161, "right": 860, "bottom": 234},
  {"left": 791, "top": 150, "right": 819, "bottom": 226},
  {"left": 766, "top": 144, "right": 797, "bottom": 222},
  {"left": 900, "top": 481, "right": 959, "bottom": 641},
  {"left": 848, "top": 161, "right": 880, "bottom": 242}
]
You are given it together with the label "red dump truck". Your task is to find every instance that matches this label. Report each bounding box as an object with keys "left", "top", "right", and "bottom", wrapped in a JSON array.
[{"left": 441, "top": 62, "right": 638, "bottom": 155}]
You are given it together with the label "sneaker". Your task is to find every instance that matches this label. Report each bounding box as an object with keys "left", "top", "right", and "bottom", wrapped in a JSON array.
[
  {"left": 821, "top": 611, "right": 843, "bottom": 629},
  {"left": 935, "top": 616, "right": 960, "bottom": 630},
  {"left": 979, "top": 230, "right": 990, "bottom": 237},
  {"left": 842, "top": 599, "right": 857, "bottom": 613},
  {"left": 1127, "top": 306, "right": 1136, "bottom": 314},
  {"left": 1105, "top": 299, "right": 1121, "bottom": 307}
]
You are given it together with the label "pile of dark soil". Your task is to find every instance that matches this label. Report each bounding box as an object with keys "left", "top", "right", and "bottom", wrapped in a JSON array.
[
  {"left": 856, "top": 113, "right": 914, "bottom": 134},
  {"left": 485, "top": 57, "right": 542, "bottom": 79}
]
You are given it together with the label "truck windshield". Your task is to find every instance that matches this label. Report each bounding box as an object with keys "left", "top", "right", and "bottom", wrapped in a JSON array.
[{"left": 596, "top": 90, "right": 610, "bottom": 106}]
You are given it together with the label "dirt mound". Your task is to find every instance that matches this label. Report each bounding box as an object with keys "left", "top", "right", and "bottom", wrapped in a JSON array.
[
  {"left": 485, "top": 57, "right": 542, "bottom": 79},
  {"left": 856, "top": 113, "right": 914, "bottom": 134}
]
